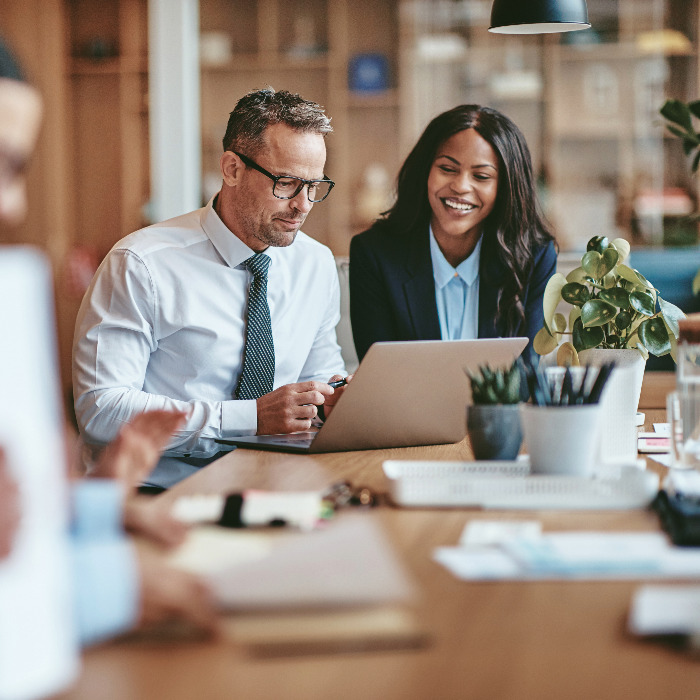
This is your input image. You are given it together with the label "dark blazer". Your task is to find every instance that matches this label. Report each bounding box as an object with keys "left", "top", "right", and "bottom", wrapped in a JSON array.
[{"left": 349, "top": 222, "right": 557, "bottom": 362}]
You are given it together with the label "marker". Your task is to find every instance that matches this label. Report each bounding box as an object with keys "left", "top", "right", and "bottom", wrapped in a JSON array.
[{"left": 328, "top": 378, "right": 348, "bottom": 389}]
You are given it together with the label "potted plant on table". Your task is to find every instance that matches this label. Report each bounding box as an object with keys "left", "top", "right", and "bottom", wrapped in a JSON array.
[
  {"left": 533, "top": 235, "right": 685, "bottom": 364},
  {"left": 532, "top": 234, "right": 686, "bottom": 413},
  {"left": 466, "top": 361, "right": 523, "bottom": 461}
]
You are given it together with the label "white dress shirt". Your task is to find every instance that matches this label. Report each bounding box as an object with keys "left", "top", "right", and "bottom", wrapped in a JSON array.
[
  {"left": 73, "top": 196, "right": 345, "bottom": 487},
  {"left": 429, "top": 226, "right": 482, "bottom": 340}
]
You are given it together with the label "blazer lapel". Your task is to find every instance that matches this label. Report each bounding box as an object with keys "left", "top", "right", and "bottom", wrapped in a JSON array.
[
  {"left": 478, "top": 244, "right": 508, "bottom": 338},
  {"left": 403, "top": 227, "right": 441, "bottom": 340}
]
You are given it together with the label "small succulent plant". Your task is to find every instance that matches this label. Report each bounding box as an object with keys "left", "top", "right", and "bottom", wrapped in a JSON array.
[{"left": 467, "top": 361, "right": 521, "bottom": 405}]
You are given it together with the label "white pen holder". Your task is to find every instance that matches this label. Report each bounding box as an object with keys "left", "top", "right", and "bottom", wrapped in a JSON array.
[
  {"left": 545, "top": 359, "right": 642, "bottom": 477},
  {"left": 520, "top": 403, "right": 602, "bottom": 477}
]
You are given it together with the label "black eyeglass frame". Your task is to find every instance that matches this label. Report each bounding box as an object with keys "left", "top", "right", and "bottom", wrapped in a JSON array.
[{"left": 232, "top": 150, "right": 335, "bottom": 202}]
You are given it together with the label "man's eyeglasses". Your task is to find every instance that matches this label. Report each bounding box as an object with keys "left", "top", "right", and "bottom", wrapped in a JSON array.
[{"left": 233, "top": 151, "right": 335, "bottom": 203}]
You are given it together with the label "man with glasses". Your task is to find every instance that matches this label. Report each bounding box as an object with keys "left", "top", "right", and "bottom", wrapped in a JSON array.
[{"left": 73, "top": 87, "right": 348, "bottom": 490}]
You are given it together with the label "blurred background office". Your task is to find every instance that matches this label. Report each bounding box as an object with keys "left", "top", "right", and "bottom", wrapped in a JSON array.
[{"left": 2, "top": 0, "right": 700, "bottom": 384}]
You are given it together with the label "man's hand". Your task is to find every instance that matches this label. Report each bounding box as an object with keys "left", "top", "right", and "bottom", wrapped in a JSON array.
[
  {"left": 322, "top": 373, "right": 353, "bottom": 419},
  {"left": 0, "top": 447, "right": 20, "bottom": 560},
  {"left": 135, "top": 541, "right": 220, "bottom": 635},
  {"left": 256, "top": 381, "right": 334, "bottom": 435},
  {"left": 92, "top": 410, "right": 186, "bottom": 489}
]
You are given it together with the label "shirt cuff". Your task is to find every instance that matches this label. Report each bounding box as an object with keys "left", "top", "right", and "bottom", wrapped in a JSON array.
[{"left": 221, "top": 399, "right": 258, "bottom": 436}]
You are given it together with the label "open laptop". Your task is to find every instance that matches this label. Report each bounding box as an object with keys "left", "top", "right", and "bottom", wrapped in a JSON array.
[{"left": 217, "top": 337, "right": 528, "bottom": 454}]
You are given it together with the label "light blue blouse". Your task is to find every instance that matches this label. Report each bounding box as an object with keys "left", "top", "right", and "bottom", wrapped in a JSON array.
[{"left": 429, "top": 226, "right": 482, "bottom": 340}]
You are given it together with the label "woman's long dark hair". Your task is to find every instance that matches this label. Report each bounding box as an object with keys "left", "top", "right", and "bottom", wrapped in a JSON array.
[{"left": 378, "top": 104, "right": 556, "bottom": 335}]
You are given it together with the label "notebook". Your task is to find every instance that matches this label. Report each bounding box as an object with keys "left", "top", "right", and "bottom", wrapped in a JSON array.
[{"left": 217, "top": 337, "right": 528, "bottom": 454}]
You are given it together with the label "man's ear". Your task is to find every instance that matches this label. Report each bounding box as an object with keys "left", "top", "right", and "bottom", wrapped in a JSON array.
[{"left": 220, "top": 151, "right": 243, "bottom": 187}]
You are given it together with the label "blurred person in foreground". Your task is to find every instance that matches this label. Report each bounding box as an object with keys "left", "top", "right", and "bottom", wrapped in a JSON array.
[{"left": 0, "top": 37, "right": 218, "bottom": 656}]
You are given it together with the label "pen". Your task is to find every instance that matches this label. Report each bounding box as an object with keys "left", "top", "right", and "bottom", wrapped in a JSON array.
[{"left": 328, "top": 378, "right": 348, "bottom": 389}]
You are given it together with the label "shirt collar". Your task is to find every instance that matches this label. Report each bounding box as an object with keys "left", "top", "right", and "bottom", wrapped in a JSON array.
[
  {"left": 429, "top": 225, "right": 483, "bottom": 290},
  {"left": 200, "top": 194, "right": 277, "bottom": 269}
]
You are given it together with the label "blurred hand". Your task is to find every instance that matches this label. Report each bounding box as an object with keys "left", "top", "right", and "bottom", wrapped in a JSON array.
[
  {"left": 92, "top": 410, "right": 186, "bottom": 489},
  {"left": 256, "top": 381, "right": 334, "bottom": 434},
  {"left": 135, "top": 541, "right": 220, "bottom": 635},
  {"left": 123, "top": 496, "right": 188, "bottom": 549},
  {"left": 323, "top": 373, "right": 353, "bottom": 418},
  {"left": 0, "top": 447, "right": 20, "bottom": 560}
]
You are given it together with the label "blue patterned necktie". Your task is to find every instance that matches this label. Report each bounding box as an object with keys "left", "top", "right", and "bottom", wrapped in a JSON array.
[{"left": 236, "top": 253, "right": 275, "bottom": 400}]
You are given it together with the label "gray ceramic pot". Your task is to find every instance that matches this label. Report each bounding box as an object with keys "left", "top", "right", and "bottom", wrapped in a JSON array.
[{"left": 466, "top": 404, "right": 523, "bottom": 460}]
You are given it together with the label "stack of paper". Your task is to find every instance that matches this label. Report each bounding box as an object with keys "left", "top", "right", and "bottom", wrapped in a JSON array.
[{"left": 170, "top": 514, "right": 426, "bottom": 654}]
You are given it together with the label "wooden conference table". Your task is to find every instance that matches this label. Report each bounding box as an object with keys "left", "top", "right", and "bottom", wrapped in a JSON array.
[{"left": 63, "top": 393, "right": 700, "bottom": 700}]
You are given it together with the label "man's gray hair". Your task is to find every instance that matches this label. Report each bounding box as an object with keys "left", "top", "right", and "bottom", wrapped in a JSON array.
[{"left": 222, "top": 87, "right": 332, "bottom": 155}]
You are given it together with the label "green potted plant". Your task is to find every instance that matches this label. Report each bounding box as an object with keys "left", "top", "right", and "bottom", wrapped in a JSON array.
[
  {"left": 533, "top": 235, "right": 686, "bottom": 416},
  {"left": 533, "top": 235, "right": 685, "bottom": 365},
  {"left": 466, "top": 361, "right": 522, "bottom": 461},
  {"left": 659, "top": 98, "right": 700, "bottom": 291}
]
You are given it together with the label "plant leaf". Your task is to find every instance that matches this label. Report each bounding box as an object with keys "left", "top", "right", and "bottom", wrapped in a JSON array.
[
  {"left": 533, "top": 326, "right": 558, "bottom": 355},
  {"left": 669, "top": 329, "right": 678, "bottom": 363},
  {"left": 556, "top": 342, "right": 579, "bottom": 367},
  {"left": 601, "top": 271, "right": 618, "bottom": 289},
  {"left": 561, "top": 282, "right": 590, "bottom": 307},
  {"left": 566, "top": 266, "right": 589, "bottom": 284},
  {"left": 638, "top": 317, "right": 671, "bottom": 356},
  {"left": 582, "top": 249, "right": 618, "bottom": 279},
  {"left": 552, "top": 313, "right": 567, "bottom": 333},
  {"left": 615, "top": 310, "right": 633, "bottom": 330},
  {"left": 632, "top": 267, "right": 653, "bottom": 289},
  {"left": 688, "top": 99, "right": 700, "bottom": 119},
  {"left": 572, "top": 317, "right": 604, "bottom": 350},
  {"left": 659, "top": 297, "right": 686, "bottom": 338},
  {"left": 504, "top": 364, "right": 521, "bottom": 402},
  {"left": 610, "top": 238, "right": 630, "bottom": 264},
  {"left": 587, "top": 236, "right": 609, "bottom": 253},
  {"left": 580, "top": 299, "right": 617, "bottom": 327},
  {"left": 684, "top": 136, "right": 700, "bottom": 155},
  {"left": 693, "top": 150, "right": 700, "bottom": 174},
  {"left": 661, "top": 98, "right": 694, "bottom": 131},
  {"left": 667, "top": 124, "right": 692, "bottom": 139},
  {"left": 629, "top": 290, "right": 655, "bottom": 316},
  {"left": 599, "top": 287, "right": 630, "bottom": 308},
  {"left": 694, "top": 268, "right": 700, "bottom": 296},
  {"left": 618, "top": 264, "right": 651, "bottom": 289},
  {"left": 542, "top": 272, "right": 567, "bottom": 333}
]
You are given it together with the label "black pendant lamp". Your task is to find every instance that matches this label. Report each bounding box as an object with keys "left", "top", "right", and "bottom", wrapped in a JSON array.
[{"left": 489, "top": 0, "right": 591, "bottom": 34}]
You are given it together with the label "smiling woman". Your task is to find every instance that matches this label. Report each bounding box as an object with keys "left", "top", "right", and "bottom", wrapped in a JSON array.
[{"left": 349, "top": 104, "right": 557, "bottom": 362}]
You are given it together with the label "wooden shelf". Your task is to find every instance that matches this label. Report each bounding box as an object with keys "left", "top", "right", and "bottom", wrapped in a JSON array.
[
  {"left": 70, "top": 56, "right": 147, "bottom": 76},
  {"left": 199, "top": 0, "right": 402, "bottom": 256},
  {"left": 348, "top": 90, "right": 400, "bottom": 108},
  {"left": 201, "top": 54, "right": 330, "bottom": 72}
]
